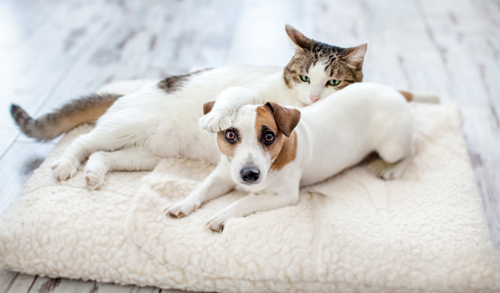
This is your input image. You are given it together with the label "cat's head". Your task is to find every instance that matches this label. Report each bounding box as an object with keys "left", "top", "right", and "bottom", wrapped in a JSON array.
[{"left": 283, "top": 25, "right": 367, "bottom": 105}]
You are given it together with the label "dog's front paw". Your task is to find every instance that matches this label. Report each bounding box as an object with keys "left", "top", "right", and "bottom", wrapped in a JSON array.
[
  {"left": 206, "top": 210, "right": 235, "bottom": 232},
  {"left": 199, "top": 111, "right": 233, "bottom": 133},
  {"left": 165, "top": 199, "right": 200, "bottom": 218},
  {"left": 51, "top": 159, "right": 78, "bottom": 181},
  {"left": 85, "top": 166, "right": 106, "bottom": 189}
]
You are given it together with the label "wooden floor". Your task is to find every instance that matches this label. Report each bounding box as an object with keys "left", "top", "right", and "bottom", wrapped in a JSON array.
[{"left": 0, "top": 0, "right": 499, "bottom": 292}]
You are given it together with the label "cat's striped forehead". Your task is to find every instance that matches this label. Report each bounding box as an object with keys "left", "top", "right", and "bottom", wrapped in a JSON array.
[
  {"left": 308, "top": 43, "right": 353, "bottom": 77},
  {"left": 309, "top": 42, "right": 344, "bottom": 64}
]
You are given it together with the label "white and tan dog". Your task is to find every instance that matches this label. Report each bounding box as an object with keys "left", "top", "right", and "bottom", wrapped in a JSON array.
[{"left": 166, "top": 82, "right": 415, "bottom": 232}]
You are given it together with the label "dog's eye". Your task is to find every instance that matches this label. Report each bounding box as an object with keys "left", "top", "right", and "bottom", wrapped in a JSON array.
[
  {"left": 300, "top": 75, "right": 310, "bottom": 82},
  {"left": 265, "top": 133, "right": 275, "bottom": 142},
  {"left": 262, "top": 132, "right": 276, "bottom": 146},
  {"left": 225, "top": 130, "right": 236, "bottom": 141}
]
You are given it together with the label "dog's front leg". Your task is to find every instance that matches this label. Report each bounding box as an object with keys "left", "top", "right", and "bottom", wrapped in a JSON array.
[
  {"left": 206, "top": 189, "right": 300, "bottom": 232},
  {"left": 165, "top": 160, "right": 235, "bottom": 218}
]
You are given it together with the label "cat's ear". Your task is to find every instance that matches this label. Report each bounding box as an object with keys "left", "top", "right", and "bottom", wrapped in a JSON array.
[
  {"left": 285, "top": 24, "right": 313, "bottom": 51},
  {"left": 341, "top": 42, "right": 368, "bottom": 70}
]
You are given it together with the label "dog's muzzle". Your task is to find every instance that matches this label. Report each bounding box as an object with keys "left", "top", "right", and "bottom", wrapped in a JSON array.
[{"left": 240, "top": 167, "right": 260, "bottom": 183}]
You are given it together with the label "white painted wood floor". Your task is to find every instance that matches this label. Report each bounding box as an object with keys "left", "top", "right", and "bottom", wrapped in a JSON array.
[{"left": 0, "top": 0, "right": 499, "bottom": 292}]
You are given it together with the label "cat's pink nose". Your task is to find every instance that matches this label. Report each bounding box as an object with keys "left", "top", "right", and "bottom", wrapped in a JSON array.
[{"left": 310, "top": 95, "right": 320, "bottom": 103}]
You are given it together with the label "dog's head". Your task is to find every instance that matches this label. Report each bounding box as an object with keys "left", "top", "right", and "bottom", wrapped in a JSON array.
[{"left": 203, "top": 102, "right": 301, "bottom": 187}]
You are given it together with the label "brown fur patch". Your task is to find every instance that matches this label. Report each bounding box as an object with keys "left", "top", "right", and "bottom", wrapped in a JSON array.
[
  {"left": 283, "top": 26, "right": 366, "bottom": 90},
  {"left": 255, "top": 106, "right": 282, "bottom": 160},
  {"left": 255, "top": 105, "right": 298, "bottom": 170},
  {"left": 203, "top": 101, "right": 215, "bottom": 115},
  {"left": 264, "top": 102, "right": 301, "bottom": 137},
  {"left": 399, "top": 90, "right": 413, "bottom": 102},
  {"left": 11, "top": 93, "right": 121, "bottom": 141},
  {"left": 270, "top": 131, "right": 297, "bottom": 171},
  {"left": 217, "top": 130, "right": 240, "bottom": 161},
  {"left": 158, "top": 68, "right": 211, "bottom": 94}
]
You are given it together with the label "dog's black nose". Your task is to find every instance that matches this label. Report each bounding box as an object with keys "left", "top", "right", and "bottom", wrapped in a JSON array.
[{"left": 240, "top": 167, "right": 260, "bottom": 183}]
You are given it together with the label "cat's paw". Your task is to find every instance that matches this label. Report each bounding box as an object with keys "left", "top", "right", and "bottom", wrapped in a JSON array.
[
  {"left": 85, "top": 166, "right": 106, "bottom": 189},
  {"left": 378, "top": 165, "right": 404, "bottom": 180},
  {"left": 51, "top": 159, "right": 78, "bottom": 181},
  {"left": 206, "top": 209, "right": 234, "bottom": 232},
  {"left": 165, "top": 199, "right": 200, "bottom": 218},
  {"left": 199, "top": 111, "right": 233, "bottom": 133}
]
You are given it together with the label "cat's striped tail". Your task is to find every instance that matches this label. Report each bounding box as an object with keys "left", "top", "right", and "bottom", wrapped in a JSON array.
[
  {"left": 399, "top": 90, "right": 440, "bottom": 104},
  {"left": 10, "top": 93, "right": 121, "bottom": 141}
]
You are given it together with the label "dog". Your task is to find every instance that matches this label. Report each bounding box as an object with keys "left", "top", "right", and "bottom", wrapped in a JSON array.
[{"left": 165, "top": 82, "right": 415, "bottom": 232}]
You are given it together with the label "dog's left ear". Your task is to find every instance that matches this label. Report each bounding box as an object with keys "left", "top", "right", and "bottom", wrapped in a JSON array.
[
  {"left": 203, "top": 101, "right": 216, "bottom": 115},
  {"left": 264, "top": 102, "right": 301, "bottom": 137}
]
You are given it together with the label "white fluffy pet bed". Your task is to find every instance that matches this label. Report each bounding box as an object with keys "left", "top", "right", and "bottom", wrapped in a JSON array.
[{"left": 0, "top": 104, "right": 499, "bottom": 292}]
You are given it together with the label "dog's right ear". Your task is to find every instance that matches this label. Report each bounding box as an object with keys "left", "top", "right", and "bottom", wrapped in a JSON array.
[
  {"left": 203, "top": 101, "right": 216, "bottom": 115},
  {"left": 264, "top": 102, "right": 301, "bottom": 137}
]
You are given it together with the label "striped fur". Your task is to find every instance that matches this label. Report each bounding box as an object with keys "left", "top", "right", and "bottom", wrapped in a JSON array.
[
  {"left": 10, "top": 93, "right": 121, "bottom": 141},
  {"left": 283, "top": 25, "right": 367, "bottom": 90}
]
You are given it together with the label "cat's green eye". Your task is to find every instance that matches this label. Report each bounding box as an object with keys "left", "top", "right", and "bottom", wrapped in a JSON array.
[
  {"left": 300, "top": 75, "right": 310, "bottom": 82},
  {"left": 327, "top": 79, "right": 340, "bottom": 86}
]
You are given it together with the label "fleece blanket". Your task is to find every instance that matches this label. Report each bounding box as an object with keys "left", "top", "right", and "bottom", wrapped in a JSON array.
[{"left": 0, "top": 104, "right": 499, "bottom": 292}]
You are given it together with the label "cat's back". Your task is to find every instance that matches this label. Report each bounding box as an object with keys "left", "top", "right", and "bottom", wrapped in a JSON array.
[
  {"left": 109, "top": 65, "right": 283, "bottom": 114},
  {"left": 184, "top": 65, "right": 282, "bottom": 92}
]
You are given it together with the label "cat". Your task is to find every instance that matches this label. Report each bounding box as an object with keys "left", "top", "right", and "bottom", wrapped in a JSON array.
[
  {"left": 11, "top": 25, "right": 366, "bottom": 141},
  {"left": 9, "top": 25, "right": 422, "bottom": 189}
]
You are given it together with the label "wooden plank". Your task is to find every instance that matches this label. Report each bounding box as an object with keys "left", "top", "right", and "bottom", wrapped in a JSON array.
[
  {"left": 29, "top": 277, "right": 96, "bottom": 293},
  {"left": 94, "top": 283, "right": 161, "bottom": 293},
  {"left": 0, "top": 269, "right": 35, "bottom": 293},
  {"left": 0, "top": 142, "right": 54, "bottom": 215},
  {"left": 458, "top": 32, "right": 500, "bottom": 123},
  {"left": 0, "top": 0, "right": 128, "bottom": 153},
  {"left": 476, "top": 0, "right": 500, "bottom": 40},
  {"left": 29, "top": 0, "right": 180, "bottom": 107},
  {"left": 0, "top": 269, "right": 19, "bottom": 293},
  {"left": 0, "top": 0, "right": 66, "bottom": 50},
  {"left": 414, "top": 0, "right": 496, "bottom": 101},
  {"left": 457, "top": 102, "right": 500, "bottom": 254},
  {"left": 413, "top": 0, "right": 500, "bottom": 256},
  {"left": 224, "top": 0, "right": 302, "bottom": 66},
  {"left": 145, "top": 0, "right": 238, "bottom": 76},
  {"left": 14, "top": 0, "right": 179, "bottom": 143},
  {"left": 305, "top": 0, "right": 408, "bottom": 89},
  {"left": 29, "top": 277, "right": 190, "bottom": 293},
  {"left": 364, "top": 0, "right": 448, "bottom": 94}
]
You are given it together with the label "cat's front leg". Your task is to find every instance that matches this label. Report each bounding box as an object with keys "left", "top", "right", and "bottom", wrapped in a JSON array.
[
  {"left": 199, "top": 87, "right": 264, "bottom": 133},
  {"left": 165, "top": 159, "right": 235, "bottom": 218}
]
